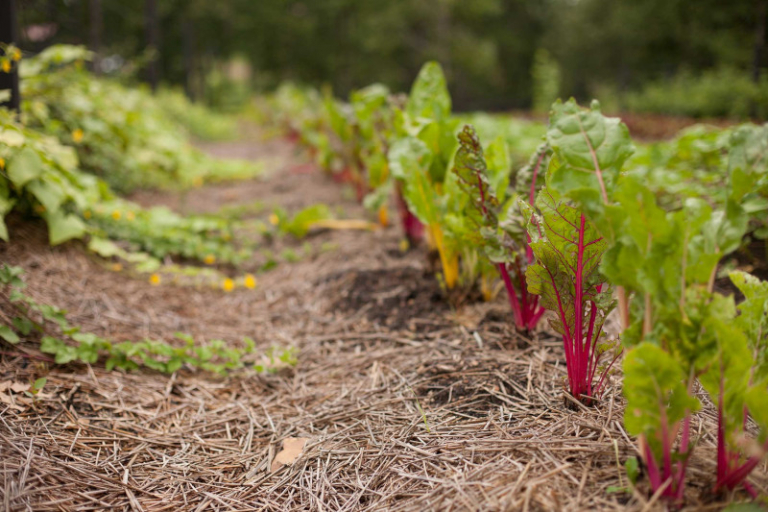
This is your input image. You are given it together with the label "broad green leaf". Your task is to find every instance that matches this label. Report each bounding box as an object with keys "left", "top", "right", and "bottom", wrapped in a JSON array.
[
  {"left": 484, "top": 135, "right": 511, "bottom": 199},
  {"left": 745, "top": 386, "right": 768, "bottom": 434},
  {"left": 402, "top": 160, "right": 441, "bottom": 226},
  {"left": 28, "top": 177, "right": 66, "bottom": 213},
  {"left": 726, "top": 124, "right": 768, "bottom": 204},
  {"left": 546, "top": 99, "right": 634, "bottom": 220},
  {"left": 45, "top": 211, "right": 86, "bottom": 245},
  {"left": 406, "top": 61, "right": 451, "bottom": 123},
  {"left": 7, "top": 146, "right": 44, "bottom": 188},
  {"left": 87, "top": 236, "right": 122, "bottom": 257},
  {"left": 283, "top": 204, "right": 331, "bottom": 238},
  {"left": 730, "top": 271, "right": 768, "bottom": 380},
  {"left": 0, "top": 325, "right": 20, "bottom": 344},
  {"left": 623, "top": 342, "right": 700, "bottom": 462},
  {"left": 0, "top": 128, "right": 24, "bottom": 147},
  {"left": 699, "top": 311, "right": 754, "bottom": 454}
]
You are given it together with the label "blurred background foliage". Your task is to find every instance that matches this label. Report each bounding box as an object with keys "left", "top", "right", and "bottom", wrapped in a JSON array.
[{"left": 14, "top": 0, "right": 768, "bottom": 118}]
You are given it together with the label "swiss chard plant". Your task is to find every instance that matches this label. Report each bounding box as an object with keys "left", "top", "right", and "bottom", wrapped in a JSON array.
[
  {"left": 698, "top": 271, "right": 768, "bottom": 497},
  {"left": 451, "top": 125, "right": 544, "bottom": 330},
  {"left": 523, "top": 188, "right": 619, "bottom": 403},
  {"left": 388, "top": 62, "right": 462, "bottom": 288},
  {"left": 542, "top": 99, "right": 761, "bottom": 504},
  {"left": 350, "top": 84, "right": 398, "bottom": 225}
]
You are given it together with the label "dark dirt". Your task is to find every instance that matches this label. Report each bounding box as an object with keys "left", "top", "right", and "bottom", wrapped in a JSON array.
[{"left": 327, "top": 266, "right": 450, "bottom": 332}]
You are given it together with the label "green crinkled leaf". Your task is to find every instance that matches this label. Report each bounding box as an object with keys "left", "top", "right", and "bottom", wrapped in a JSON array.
[
  {"left": 451, "top": 125, "right": 499, "bottom": 229},
  {"left": 45, "top": 210, "right": 86, "bottom": 245},
  {"left": 7, "top": 146, "right": 44, "bottom": 189},
  {"left": 623, "top": 342, "right": 700, "bottom": 462},
  {"left": 388, "top": 136, "right": 432, "bottom": 181}
]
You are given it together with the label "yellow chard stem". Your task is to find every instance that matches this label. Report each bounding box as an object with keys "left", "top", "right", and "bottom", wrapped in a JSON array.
[{"left": 430, "top": 223, "right": 458, "bottom": 289}]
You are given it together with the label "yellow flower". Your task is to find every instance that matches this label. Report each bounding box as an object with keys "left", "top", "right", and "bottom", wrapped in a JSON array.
[
  {"left": 126, "top": 211, "right": 135, "bottom": 221},
  {"left": 72, "top": 129, "right": 84, "bottom": 143},
  {"left": 1, "top": 60, "right": 10, "bottom": 73},
  {"left": 399, "top": 239, "right": 410, "bottom": 253},
  {"left": 192, "top": 176, "right": 204, "bottom": 188},
  {"left": 83, "top": 210, "right": 92, "bottom": 219},
  {"left": 244, "top": 274, "right": 257, "bottom": 289},
  {"left": 11, "top": 48, "right": 21, "bottom": 62},
  {"left": 269, "top": 213, "right": 280, "bottom": 226},
  {"left": 111, "top": 263, "right": 123, "bottom": 272},
  {"left": 203, "top": 254, "right": 216, "bottom": 265},
  {"left": 149, "top": 273, "right": 161, "bottom": 286},
  {"left": 0, "top": 157, "right": 5, "bottom": 169},
  {"left": 222, "top": 278, "right": 235, "bottom": 292},
  {"left": 111, "top": 210, "right": 121, "bottom": 221}
]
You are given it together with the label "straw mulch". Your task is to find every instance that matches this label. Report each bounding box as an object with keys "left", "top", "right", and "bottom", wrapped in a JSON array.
[{"left": 0, "top": 134, "right": 764, "bottom": 511}]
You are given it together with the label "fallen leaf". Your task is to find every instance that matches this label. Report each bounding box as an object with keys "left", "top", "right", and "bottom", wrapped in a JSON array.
[
  {"left": 0, "top": 392, "right": 24, "bottom": 411},
  {"left": 270, "top": 437, "right": 309, "bottom": 472},
  {"left": 10, "top": 382, "right": 30, "bottom": 393}
]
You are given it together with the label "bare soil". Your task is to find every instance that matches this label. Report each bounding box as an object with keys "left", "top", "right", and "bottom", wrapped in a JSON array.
[{"left": 0, "top": 131, "right": 764, "bottom": 511}]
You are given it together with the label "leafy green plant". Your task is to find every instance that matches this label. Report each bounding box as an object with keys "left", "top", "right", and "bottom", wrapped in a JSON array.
[
  {"left": 270, "top": 203, "right": 333, "bottom": 238},
  {"left": 86, "top": 201, "right": 248, "bottom": 265},
  {"left": 0, "top": 265, "right": 293, "bottom": 374},
  {"left": 0, "top": 96, "right": 251, "bottom": 273},
  {"left": 451, "top": 125, "right": 544, "bottom": 330},
  {"left": 20, "top": 45, "right": 260, "bottom": 193},
  {"left": 699, "top": 272, "right": 768, "bottom": 497},
  {"left": 539, "top": 98, "right": 764, "bottom": 503},
  {"left": 0, "top": 108, "right": 97, "bottom": 244},
  {"left": 156, "top": 88, "right": 239, "bottom": 141},
  {"left": 523, "top": 189, "right": 620, "bottom": 403}
]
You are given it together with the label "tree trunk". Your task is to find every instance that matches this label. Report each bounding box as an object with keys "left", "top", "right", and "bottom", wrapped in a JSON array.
[
  {"left": 183, "top": 17, "right": 195, "bottom": 101},
  {"left": 753, "top": 0, "right": 767, "bottom": 118},
  {"left": 89, "top": 0, "right": 102, "bottom": 74},
  {"left": 0, "top": 0, "right": 20, "bottom": 113},
  {"left": 144, "top": 0, "right": 159, "bottom": 92}
]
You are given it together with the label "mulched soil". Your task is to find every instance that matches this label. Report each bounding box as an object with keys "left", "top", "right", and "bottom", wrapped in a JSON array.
[{"left": 0, "top": 130, "right": 765, "bottom": 511}]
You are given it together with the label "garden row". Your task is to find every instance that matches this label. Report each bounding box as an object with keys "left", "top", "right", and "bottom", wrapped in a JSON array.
[
  {"left": 255, "top": 62, "right": 768, "bottom": 505},
  {"left": 0, "top": 45, "right": 303, "bottom": 373}
]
